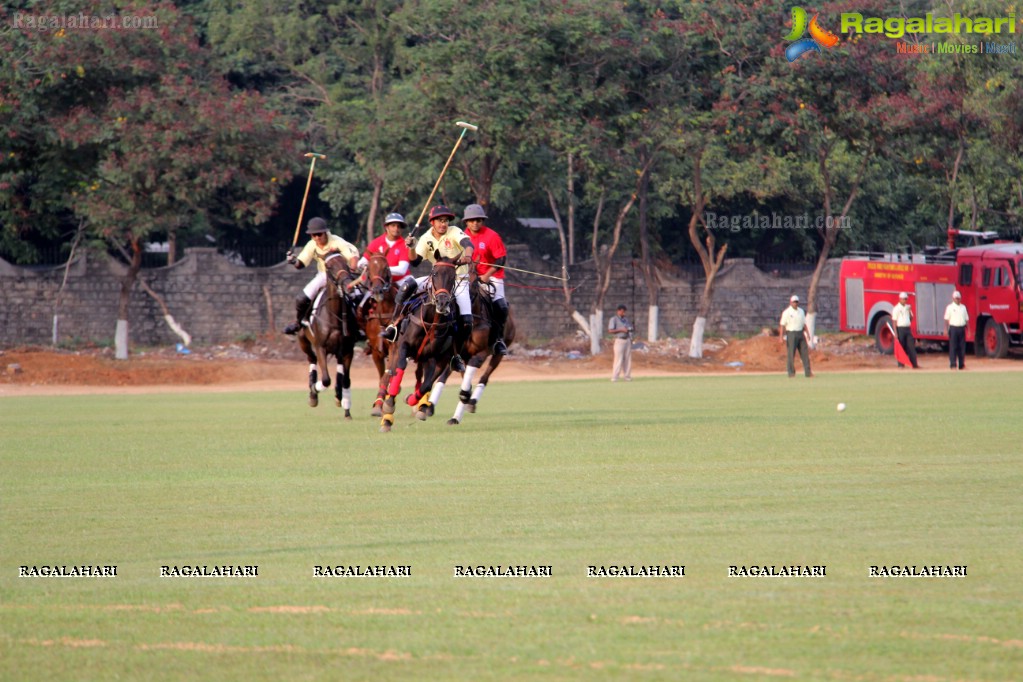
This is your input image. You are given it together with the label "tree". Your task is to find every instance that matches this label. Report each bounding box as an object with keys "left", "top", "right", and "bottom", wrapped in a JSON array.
[{"left": 7, "top": 2, "right": 297, "bottom": 357}]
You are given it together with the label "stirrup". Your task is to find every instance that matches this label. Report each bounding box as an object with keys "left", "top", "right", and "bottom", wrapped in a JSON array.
[
  {"left": 381, "top": 324, "right": 398, "bottom": 342},
  {"left": 493, "top": 338, "right": 507, "bottom": 356},
  {"left": 450, "top": 355, "right": 466, "bottom": 373}
]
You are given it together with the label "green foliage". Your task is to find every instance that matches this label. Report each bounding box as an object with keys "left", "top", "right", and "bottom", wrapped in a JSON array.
[{"left": 3, "top": 0, "right": 1023, "bottom": 268}]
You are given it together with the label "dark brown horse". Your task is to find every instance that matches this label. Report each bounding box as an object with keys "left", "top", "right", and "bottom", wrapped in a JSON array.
[
  {"left": 433, "top": 278, "right": 516, "bottom": 425},
  {"left": 297, "top": 251, "right": 361, "bottom": 420},
  {"left": 378, "top": 255, "right": 459, "bottom": 433},
  {"left": 357, "top": 252, "right": 398, "bottom": 416}
]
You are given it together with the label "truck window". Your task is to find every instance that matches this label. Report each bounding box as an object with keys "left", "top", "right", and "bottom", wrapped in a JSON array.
[
  {"left": 982, "top": 267, "right": 991, "bottom": 287},
  {"left": 959, "top": 263, "right": 972, "bottom": 286},
  {"left": 996, "top": 266, "right": 1008, "bottom": 287}
]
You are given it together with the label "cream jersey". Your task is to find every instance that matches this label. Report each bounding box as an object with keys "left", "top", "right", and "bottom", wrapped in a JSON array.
[
  {"left": 415, "top": 226, "right": 471, "bottom": 278},
  {"left": 298, "top": 233, "right": 359, "bottom": 274}
]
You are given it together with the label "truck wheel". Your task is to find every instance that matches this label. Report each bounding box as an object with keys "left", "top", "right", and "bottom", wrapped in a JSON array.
[
  {"left": 874, "top": 314, "right": 894, "bottom": 355},
  {"left": 983, "top": 318, "right": 1009, "bottom": 359}
]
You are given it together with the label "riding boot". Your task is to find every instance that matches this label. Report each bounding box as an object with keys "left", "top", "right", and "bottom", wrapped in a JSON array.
[
  {"left": 450, "top": 314, "right": 473, "bottom": 373},
  {"left": 284, "top": 294, "right": 313, "bottom": 335},
  {"left": 383, "top": 279, "right": 417, "bottom": 342},
  {"left": 492, "top": 299, "right": 509, "bottom": 356}
]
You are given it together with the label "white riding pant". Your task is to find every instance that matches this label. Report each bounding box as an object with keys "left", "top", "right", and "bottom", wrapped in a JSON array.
[
  {"left": 302, "top": 272, "right": 327, "bottom": 300},
  {"left": 482, "top": 277, "right": 505, "bottom": 302}
]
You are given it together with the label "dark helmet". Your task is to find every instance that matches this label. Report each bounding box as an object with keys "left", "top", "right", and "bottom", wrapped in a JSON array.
[
  {"left": 428, "top": 205, "right": 456, "bottom": 221},
  {"left": 384, "top": 212, "right": 406, "bottom": 227},
  {"left": 306, "top": 217, "right": 329, "bottom": 235}
]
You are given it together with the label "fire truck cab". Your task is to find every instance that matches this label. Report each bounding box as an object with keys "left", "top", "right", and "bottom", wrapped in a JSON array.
[{"left": 839, "top": 239, "right": 1023, "bottom": 358}]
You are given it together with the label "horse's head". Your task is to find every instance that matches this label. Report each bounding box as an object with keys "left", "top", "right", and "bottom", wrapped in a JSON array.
[
  {"left": 366, "top": 252, "right": 392, "bottom": 299},
  {"left": 429, "top": 251, "right": 458, "bottom": 316},
  {"left": 323, "top": 250, "right": 352, "bottom": 289}
]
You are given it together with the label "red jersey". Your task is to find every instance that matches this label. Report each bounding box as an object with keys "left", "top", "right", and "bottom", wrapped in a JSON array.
[
  {"left": 363, "top": 234, "right": 409, "bottom": 281},
  {"left": 467, "top": 225, "right": 507, "bottom": 279}
]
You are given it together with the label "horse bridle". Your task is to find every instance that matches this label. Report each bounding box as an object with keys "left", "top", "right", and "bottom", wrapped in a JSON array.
[{"left": 430, "top": 261, "right": 457, "bottom": 305}]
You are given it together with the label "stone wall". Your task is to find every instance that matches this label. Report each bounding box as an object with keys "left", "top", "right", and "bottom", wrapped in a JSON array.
[{"left": 0, "top": 245, "right": 839, "bottom": 348}]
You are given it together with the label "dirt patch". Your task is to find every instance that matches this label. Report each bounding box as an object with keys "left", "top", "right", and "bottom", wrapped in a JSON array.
[{"left": 1, "top": 332, "right": 1020, "bottom": 396}]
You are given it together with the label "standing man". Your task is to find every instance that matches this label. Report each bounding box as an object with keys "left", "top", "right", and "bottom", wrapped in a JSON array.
[
  {"left": 382, "top": 206, "right": 474, "bottom": 372},
  {"left": 357, "top": 212, "right": 414, "bottom": 289},
  {"left": 891, "top": 291, "right": 919, "bottom": 368},
  {"left": 608, "top": 304, "right": 634, "bottom": 382},
  {"left": 944, "top": 290, "right": 969, "bottom": 370},
  {"left": 462, "top": 203, "right": 509, "bottom": 356},
  {"left": 779, "top": 295, "right": 813, "bottom": 378},
  {"left": 283, "top": 217, "right": 359, "bottom": 335}
]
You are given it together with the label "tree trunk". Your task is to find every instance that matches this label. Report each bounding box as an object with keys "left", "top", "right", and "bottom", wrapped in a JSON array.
[
  {"left": 685, "top": 149, "right": 728, "bottom": 359},
  {"left": 636, "top": 160, "right": 659, "bottom": 341},
  {"left": 805, "top": 145, "right": 872, "bottom": 340},
  {"left": 567, "top": 151, "right": 575, "bottom": 266},
  {"left": 52, "top": 218, "right": 86, "bottom": 346},
  {"left": 139, "top": 278, "right": 192, "bottom": 347},
  {"left": 167, "top": 227, "right": 177, "bottom": 266},
  {"left": 115, "top": 236, "right": 144, "bottom": 360}
]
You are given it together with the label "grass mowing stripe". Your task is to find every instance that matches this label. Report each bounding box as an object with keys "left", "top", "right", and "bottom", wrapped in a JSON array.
[{"left": 2, "top": 372, "right": 1021, "bottom": 680}]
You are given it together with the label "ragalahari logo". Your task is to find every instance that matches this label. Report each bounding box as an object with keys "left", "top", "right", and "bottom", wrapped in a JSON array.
[{"left": 785, "top": 6, "right": 841, "bottom": 61}]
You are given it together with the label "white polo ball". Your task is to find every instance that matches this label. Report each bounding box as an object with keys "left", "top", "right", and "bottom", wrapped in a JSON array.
[{"left": 837, "top": 403, "right": 847, "bottom": 412}]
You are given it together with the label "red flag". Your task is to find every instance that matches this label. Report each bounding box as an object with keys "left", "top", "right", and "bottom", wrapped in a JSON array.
[{"left": 888, "top": 322, "right": 911, "bottom": 367}]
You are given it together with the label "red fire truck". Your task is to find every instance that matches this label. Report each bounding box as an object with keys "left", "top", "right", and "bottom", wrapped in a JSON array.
[{"left": 839, "top": 231, "right": 1023, "bottom": 358}]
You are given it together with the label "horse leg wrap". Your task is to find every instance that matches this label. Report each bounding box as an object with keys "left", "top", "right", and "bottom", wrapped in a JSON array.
[
  {"left": 416, "top": 394, "right": 432, "bottom": 410},
  {"left": 459, "top": 388, "right": 472, "bottom": 403},
  {"left": 406, "top": 390, "right": 420, "bottom": 407},
  {"left": 387, "top": 368, "right": 404, "bottom": 397},
  {"left": 470, "top": 383, "right": 485, "bottom": 406},
  {"left": 341, "top": 387, "right": 352, "bottom": 410},
  {"left": 429, "top": 382, "right": 445, "bottom": 405}
]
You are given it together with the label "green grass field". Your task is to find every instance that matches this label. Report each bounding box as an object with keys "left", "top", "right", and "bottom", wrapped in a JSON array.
[{"left": 2, "top": 372, "right": 1021, "bottom": 680}]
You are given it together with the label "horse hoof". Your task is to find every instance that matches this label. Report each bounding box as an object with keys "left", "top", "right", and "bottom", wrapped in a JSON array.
[
  {"left": 424, "top": 404, "right": 434, "bottom": 418},
  {"left": 415, "top": 410, "right": 428, "bottom": 421},
  {"left": 344, "top": 412, "right": 352, "bottom": 422},
  {"left": 370, "top": 406, "right": 382, "bottom": 417},
  {"left": 467, "top": 403, "right": 476, "bottom": 414},
  {"left": 446, "top": 418, "right": 460, "bottom": 426},
  {"left": 379, "top": 423, "right": 392, "bottom": 433},
  {"left": 309, "top": 395, "right": 319, "bottom": 407}
]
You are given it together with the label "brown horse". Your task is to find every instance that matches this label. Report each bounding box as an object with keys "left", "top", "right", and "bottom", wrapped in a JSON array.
[
  {"left": 358, "top": 252, "right": 397, "bottom": 416},
  {"left": 431, "top": 278, "right": 516, "bottom": 425},
  {"left": 378, "top": 255, "right": 459, "bottom": 433},
  {"left": 297, "top": 251, "right": 361, "bottom": 420}
]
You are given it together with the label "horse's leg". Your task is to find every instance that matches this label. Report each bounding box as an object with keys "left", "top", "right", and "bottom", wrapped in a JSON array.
[
  {"left": 467, "top": 354, "right": 501, "bottom": 413},
  {"left": 299, "top": 335, "right": 319, "bottom": 408},
  {"left": 313, "top": 333, "right": 331, "bottom": 393},
  {"left": 335, "top": 347, "right": 353, "bottom": 421},
  {"left": 380, "top": 341, "right": 409, "bottom": 432},
  {"left": 370, "top": 341, "right": 387, "bottom": 417},
  {"left": 446, "top": 362, "right": 479, "bottom": 426},
  {"left": 428, "top": 365, "right": 452, "bottom": 417},
  {"left": 414, "top": 359, "right": 440, "bottom": 421}
]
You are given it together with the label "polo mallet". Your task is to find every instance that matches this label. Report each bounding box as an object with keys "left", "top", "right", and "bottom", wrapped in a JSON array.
[
  {"left": 409, "top": 121, "right": 478, "bottom": 240},
  {"left": 292, "top": 152, "right": 326, "bottom": 247}
]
